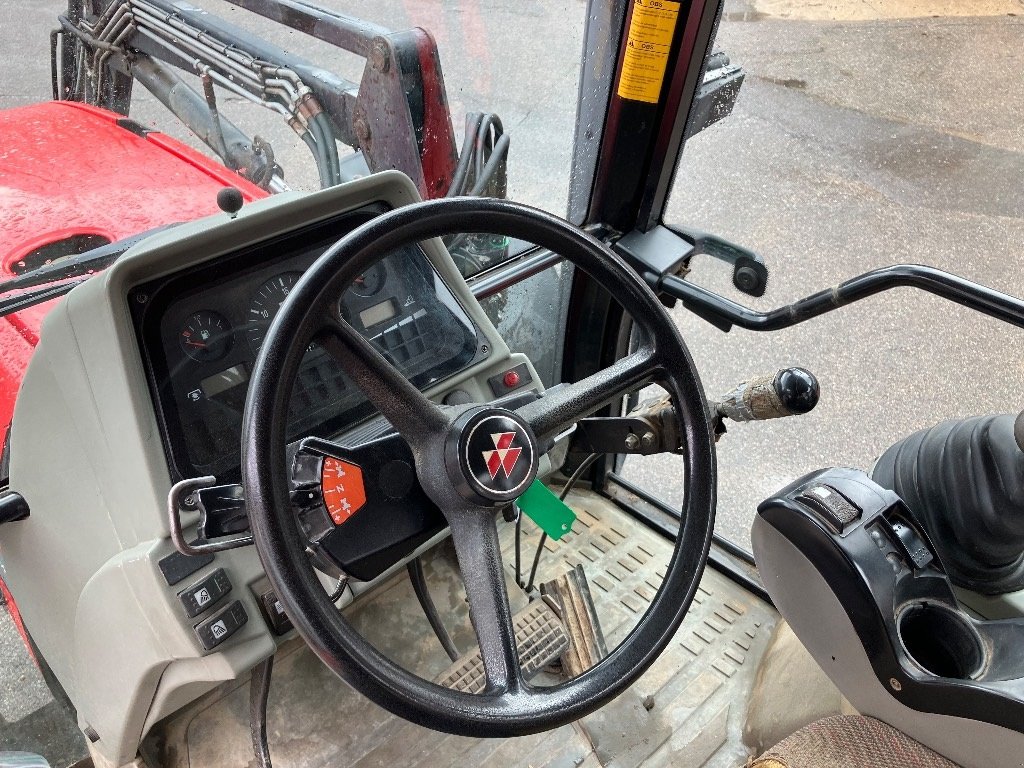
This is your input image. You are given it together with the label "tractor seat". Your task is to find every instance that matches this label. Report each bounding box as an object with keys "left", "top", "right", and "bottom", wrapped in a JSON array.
[{"left": 750, "top": 715, "right": 959, "bottom": 768}]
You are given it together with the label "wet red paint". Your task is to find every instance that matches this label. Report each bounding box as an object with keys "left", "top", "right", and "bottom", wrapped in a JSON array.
[
  {"left": 0, "top": 101, "right": 267, "bottom": 437},
  {"left": 411, "top": 28, "right": 457, "bottom": 198}
]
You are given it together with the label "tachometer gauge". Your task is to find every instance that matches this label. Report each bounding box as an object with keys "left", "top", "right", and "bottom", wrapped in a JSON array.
[
  {"left": 349, "top": 262, "right": 387, "bottom": 297},
  {"left": 179, "top": 310, "right": 232, "bottom": 362},
  {"left": 247, "top": 272, "right": 302, "bottom": 354}
]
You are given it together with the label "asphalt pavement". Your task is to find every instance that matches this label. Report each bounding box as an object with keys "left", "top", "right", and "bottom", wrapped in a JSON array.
[{"left": 2, "top": 0, "right": 1023, "bottom": 762}]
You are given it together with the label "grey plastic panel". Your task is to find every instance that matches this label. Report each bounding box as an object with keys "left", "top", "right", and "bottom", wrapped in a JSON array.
[
  {"left": 752, "top": 515, "right": 1024, "bottom": 768},
  {"left": 0, "top": 172, "right": 541, "bottom": 766}
]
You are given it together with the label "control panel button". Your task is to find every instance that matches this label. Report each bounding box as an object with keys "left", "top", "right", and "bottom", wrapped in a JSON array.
[
  {"left": 258, "top": 587, "right": 293, "bottom": 636},
  {"left": 178, "top": 568, "right": 232, "bottom": 618},
  {"left": 194, "top": 600, "right": 248, "bottom": 651},
  {"left": 887, "top": 516, "right": 934, "bottom": 570},
  {"left": 252, "top": 576, "right": 293, "bottom": 635},
  {"left": 798, "top": 484, "right": 861, "bottom": 533},
  {"left": 488, "top": 363, "right": 532, "bottom": 398}
]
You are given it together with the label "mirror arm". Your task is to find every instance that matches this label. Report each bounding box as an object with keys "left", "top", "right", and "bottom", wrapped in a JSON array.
[{"left": 655, "top": 264, "right": 1024, "bottom": 333}]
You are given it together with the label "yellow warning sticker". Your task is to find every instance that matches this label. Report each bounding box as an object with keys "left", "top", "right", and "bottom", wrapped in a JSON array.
[{"left": 617, "top": 0, "right": 682, "bottom": 104}]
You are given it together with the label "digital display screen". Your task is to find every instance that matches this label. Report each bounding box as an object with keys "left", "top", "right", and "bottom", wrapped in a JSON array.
[
  {"left": 201, "top": 364, "right": 249, "bottom": 398},
  {"left": 359, "top": 299, "right": 398, "bottom": 328}
]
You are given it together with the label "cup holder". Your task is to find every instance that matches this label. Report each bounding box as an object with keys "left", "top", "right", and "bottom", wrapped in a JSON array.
[{"left": 897, "top": 602, "right": 986, "bottom": 680}]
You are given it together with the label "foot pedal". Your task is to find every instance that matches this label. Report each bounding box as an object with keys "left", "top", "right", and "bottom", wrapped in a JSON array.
[
  {"left": 542, "top": 564, "right": 608, "bottom": 676},
  {"left": 435, "top": 600, "right": 568, "bottom": 693}
]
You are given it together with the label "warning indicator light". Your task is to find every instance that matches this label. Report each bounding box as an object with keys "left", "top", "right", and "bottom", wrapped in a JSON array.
[
  {"left": 502, "top": 370, "right": 521, "bottom": 388},
  {"left": 321, "top": 457, "right": 367, "bottom": 526}
]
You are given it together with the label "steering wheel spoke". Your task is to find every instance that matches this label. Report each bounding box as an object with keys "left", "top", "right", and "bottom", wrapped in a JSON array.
[
  {"left": 317, "top": 313, "right": 450, "bottom": 441},
  {"left": 515, "top": 346, "right": 661, "bottom": 444},
  {"left": 446, "top": 507, "right": 523, "bottom": 694}
]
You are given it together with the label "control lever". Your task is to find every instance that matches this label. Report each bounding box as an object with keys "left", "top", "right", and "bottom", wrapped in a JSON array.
[
  {"left": 713, "top": 367, "right": 820, "bottom": 427},
  {"left": 167, "top": 477, "right": 254, "bottom": 556},
  {"left": 566, "top": 368, "right": 819, "bottom": 455}
]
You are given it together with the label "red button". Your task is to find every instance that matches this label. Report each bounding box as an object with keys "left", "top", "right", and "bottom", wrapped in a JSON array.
[{"left": 503, "top": 370, "right": 521, "bottom": 388}]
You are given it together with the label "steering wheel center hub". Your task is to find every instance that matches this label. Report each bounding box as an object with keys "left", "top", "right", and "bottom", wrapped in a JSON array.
[{"left": 447, "top": 408, "right": 539, "bottom": 505}]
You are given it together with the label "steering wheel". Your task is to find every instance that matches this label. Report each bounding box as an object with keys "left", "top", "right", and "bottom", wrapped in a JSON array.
[{"left": 241, "top": 196, "right": 716, "bottom": 736}]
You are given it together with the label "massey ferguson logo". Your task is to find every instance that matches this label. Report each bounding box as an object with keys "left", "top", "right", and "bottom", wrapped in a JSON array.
[{"left": 482, "top": 432, "right": 522, "bottom": 480}]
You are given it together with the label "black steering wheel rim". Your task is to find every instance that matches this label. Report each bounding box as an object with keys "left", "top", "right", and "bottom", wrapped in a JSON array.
[{"left": 241, "top": 196, "right": 716, "bottom": 736}]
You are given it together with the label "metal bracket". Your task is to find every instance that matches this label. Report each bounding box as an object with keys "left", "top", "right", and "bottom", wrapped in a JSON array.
[
  {"left": 167, "top": 476, "right": 254, "bottom": 557},
  {"left": 568, "top": 394, "right": 682, "bottom": 456}
]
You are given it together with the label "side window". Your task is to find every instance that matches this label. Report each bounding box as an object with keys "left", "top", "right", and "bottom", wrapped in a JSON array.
[{"left": 627, "top": 1, "right": 1024, "bottom": 549}]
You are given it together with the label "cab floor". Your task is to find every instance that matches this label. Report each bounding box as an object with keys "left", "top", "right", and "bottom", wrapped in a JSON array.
[{"left": 144, "top": 491, "right": 779, "bottom": 768}]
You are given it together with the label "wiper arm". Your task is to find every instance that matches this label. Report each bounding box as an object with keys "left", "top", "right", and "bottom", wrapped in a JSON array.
[
  {"left": 0, "top": 224, "right": 177, "bottom": 298},
  {"left": 0, "top": 280, "right": 88, "bottom": 318}
]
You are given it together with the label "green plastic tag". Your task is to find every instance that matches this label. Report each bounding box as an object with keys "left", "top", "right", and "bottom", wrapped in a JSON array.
[{"left": 517, "top": 480, "right": 576, "bottom": 541}]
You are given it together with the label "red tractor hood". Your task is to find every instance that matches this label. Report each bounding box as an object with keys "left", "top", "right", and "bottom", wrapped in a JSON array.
[{"left": 1, "top": 101, "right": 266, "bottom": 436}]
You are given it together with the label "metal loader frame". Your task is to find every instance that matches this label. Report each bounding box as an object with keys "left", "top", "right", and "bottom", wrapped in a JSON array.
[{"left": 51, "top": 0, "right": 465, "bottom": 199}]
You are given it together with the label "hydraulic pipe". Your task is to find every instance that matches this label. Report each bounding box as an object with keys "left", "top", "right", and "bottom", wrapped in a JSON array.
[
  {"left": 131, "top": 56, "right": 268, "bottom": 180},
  {"left": 227, "top": 0, "right": 391, "bottom": 57}
]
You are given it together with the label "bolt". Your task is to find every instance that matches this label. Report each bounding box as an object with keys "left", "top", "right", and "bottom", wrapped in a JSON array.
[
  {"left": 369, "top": 39, "right": 390, "bottom": 73},
  {"left": 889, "top": 677, "right": 902, "bottom": 691},
  {"left": 135, "top": 293, "right": 148, "bottom": 304},
  {"left": 734, "top": 265, "right": 759, "bottom": 292},
  {"left": 640, "top": 431, "right": 656, "bottom": 451},
  {"left": 624, "top": 433, "right": 640, "bottom": 450}
]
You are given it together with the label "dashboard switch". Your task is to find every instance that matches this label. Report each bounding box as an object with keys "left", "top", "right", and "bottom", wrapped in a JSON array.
[
  {"left": 178, "top": 568, "right": 232, "bottom": 618},
  {"left": 194, "top": 600, "right": 248, "bottom": 651},
  {"left": 886, "top": 516, "right": 935, "bottom": 570},
  {"left": 489, "top": 363, "right": 532, "bottom": 397},
  {"left": 253, "top": 581, "right": 294, "bottom": 638},
  {"left": 797, "top": 484, "right": 861, "bottom": 533}
]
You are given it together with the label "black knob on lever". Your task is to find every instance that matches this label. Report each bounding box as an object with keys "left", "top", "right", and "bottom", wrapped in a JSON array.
[
  {"left": 775, "top": 367, "right": 820, "bottom": 415},
  {"left": 715, "top": 367, "right": 820, "bottom": 423},
  {"left": 216, "top": 187, "right": 244, "bottom": 218},
  {"left": 1015, "top": 410, "right": 1024, "bottom": 453}
]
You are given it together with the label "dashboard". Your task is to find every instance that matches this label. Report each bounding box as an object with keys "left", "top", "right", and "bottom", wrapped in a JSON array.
[{"left": 129, "top": 204, "right": 487, "bottom": 482}]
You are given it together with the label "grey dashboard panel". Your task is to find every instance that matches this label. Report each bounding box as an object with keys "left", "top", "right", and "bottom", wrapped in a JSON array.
[
  {"left": 132, "top": 206, "right": 488, "bottom": 483},
  {"left": 1, "top": 172, "right": 540, "bottom": 765}
]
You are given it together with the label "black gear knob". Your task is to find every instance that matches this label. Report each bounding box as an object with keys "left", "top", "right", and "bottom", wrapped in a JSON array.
[
  {"left": 1015, "top": 410, "right": 1024, "bottom": 453},
  {"left": 774, "top": 367, "right": 820, "bottom": 415},
  {"left": 716, "top": 367, "right": 820, "bottom": 423}
]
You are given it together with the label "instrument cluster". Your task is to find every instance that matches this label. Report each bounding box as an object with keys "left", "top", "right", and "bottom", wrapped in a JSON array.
[{"left": 131, "top": 207, "right": 485, "bottom": 482}]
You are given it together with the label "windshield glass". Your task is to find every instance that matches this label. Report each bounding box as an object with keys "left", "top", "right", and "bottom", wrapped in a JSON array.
[
  {"left": 1, "top": 1, "right": 586, "bottom": 284},
  {"left": 620, "top": 0, "right": 1024, "bottom": 550}
]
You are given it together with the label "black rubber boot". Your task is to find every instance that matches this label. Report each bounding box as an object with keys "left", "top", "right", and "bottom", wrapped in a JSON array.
[{"left": 872, "top": 413, "right": 1024, "bottom": 595}]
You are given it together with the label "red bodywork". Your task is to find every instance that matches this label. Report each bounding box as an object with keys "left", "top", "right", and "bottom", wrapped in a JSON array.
[{"left": 0, "top": 101, "right": 267, "bottom": 437}]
